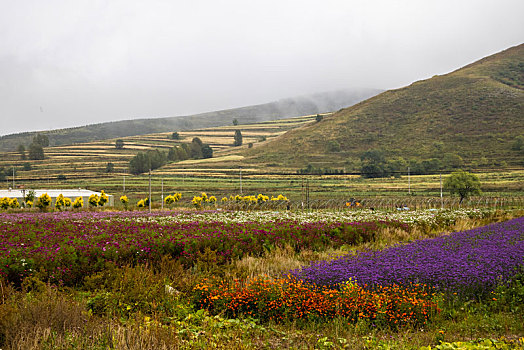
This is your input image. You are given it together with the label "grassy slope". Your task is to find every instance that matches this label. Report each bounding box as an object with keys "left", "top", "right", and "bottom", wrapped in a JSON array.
[
  {"left": 0, "top": 115, "right": 319, "bottom": 183},
  {"left": 0, "top": 88, "right": 380, "bottom": 152},
  {"left": 245, "top": 44, "right": 524, "bottom": 169}
]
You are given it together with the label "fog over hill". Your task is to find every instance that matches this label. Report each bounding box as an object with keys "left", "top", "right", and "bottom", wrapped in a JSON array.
[
  {"left": 0, "top": 88, "right": 381, "bottom": 152},
  {"left": 246, "top": 44, "right": 524, "bottom": 171}
]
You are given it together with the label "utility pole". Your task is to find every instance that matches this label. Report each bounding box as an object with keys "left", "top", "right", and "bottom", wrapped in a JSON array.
[
  {"left": 161, "top": 178, "right": 164, "bottom": 210},
  {"left": 239, "top": 167, "right": 242, "bottom": 194},
  {"left": 148, "top": 169, "right": 152, "bottom": 213},
  {"left": 440, "top": 173, "right": 443, "bottom": 209},
  {"left": 301, "top": 178, "right": 304, "bottom": 209},
  {"left": 408, "top": 167, "right": 411, "bottom": 195},
  {"left": 12, "top": 167, "right": 15, "bottom": 189},
  {"left": 306, "top": 178, "right": 310, "bottom": 210}
]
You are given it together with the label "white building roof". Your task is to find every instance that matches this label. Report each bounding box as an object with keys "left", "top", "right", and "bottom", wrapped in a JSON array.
[{"left": 0, "top": 189, "right": 112, "bottom": 198}]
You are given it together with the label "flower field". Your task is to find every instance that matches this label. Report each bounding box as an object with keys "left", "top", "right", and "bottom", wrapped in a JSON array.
[
  {"left": 292, "top": 217, "right": 524, "bottom": 299},
  {"left": 0, "top": 209, "right": 523, "bottom": 349},
  {"left": 0, "top": 210, "right": 406, "bottom": 285},
  {"left": 193, "top": 276, "right": 440, "bottom": 328}
]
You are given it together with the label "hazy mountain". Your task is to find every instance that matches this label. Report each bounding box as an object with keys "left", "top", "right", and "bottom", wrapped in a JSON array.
[
  {"left": 0, "top": 88, "right": 381, "bottom": 152},
  {"left": 246, "top": 44, "right": 524, "bottom": 171}
]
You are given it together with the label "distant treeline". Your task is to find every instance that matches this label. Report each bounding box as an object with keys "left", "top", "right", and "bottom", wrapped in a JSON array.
[
  {"left": 297, "top": 149, "right": 474, "bottom": 177},
  {"left": 129, "top": 137, "right": 212, "bottom": 175}
]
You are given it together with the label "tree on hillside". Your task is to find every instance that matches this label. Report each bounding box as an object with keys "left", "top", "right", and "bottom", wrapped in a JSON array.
[
  {"left": 28, "top": 143, "right": 44, "bottom": 160},
  {"left": 442, "top": 153, "right": 464, "bottom": 169},
  {"left": 190, "top": 137, "right": 204, "bottom": 159},
  {"left": 105, "top": 162, "right": 115, "bottom": 173},
  {"left": 129, "top": 150, "right": 167, "bottom": 175},
  {"left": 232, "top": 119, "right": 239, "bottom": 126},
  {"left": 316, "top": 114, "right": 323, "bottom": 122},
  {"left": 17, "top": 144, "right": 26, "bottom": 160},
  {"left": 178, "top": 146, "right": 189, "bottom": 160},
  {"left": 202, "top": 144, "right": 213, "bottom": 159},
  {"left": 234, "top": 130, "right": 243, "bottom": 147},
  {"left": 444, "top": 170, "right": 481, "bottom": 204},
  {"left": 115, "top": 139, "right": 124, "bottom": 149},
  {"left": 511, "top": 135, "right": 524, "bottom": 151},
  {"left": 171, "top": 132, "right": 180, "bottom": 140},
  {"left": 33, "top": 134, "right": 49, "bottom": 147},
  {"left": 360, "top": 149, "right": 387, "bottom": 178}
]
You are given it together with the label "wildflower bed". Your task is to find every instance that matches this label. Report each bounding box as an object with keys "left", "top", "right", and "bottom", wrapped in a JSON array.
[
  {"left": 193, "top": 276, "right": 440, "bottom": 328},
  {"left": 0, "top": 211, "right": 406, "bottom": 285},
  {"left": 291, "top": 217, "right": 524, "bottom": 299}
]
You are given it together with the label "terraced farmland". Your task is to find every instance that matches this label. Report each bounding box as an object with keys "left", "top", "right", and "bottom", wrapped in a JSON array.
[{"left": 0, "top": 114, "right": 319, "bottom": 184}]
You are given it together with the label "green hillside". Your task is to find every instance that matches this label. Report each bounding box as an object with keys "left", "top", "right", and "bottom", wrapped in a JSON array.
[
  {"left": 246, "top": 44, "right": 524, "bottom": 172},
  {"left": 0, "top": 89, "right": 380, "bottom": 152}
]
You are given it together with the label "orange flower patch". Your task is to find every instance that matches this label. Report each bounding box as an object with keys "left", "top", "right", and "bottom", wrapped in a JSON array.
[{"left": 192, "top": 276, "right": 440, "bottom": 328}]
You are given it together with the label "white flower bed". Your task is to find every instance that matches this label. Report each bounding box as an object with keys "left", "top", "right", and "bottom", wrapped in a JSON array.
[{"left": 124, "top": 208, "right": 493, "bottom": 227}]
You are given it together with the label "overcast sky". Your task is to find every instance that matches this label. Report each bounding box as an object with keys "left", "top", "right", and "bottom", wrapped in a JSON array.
[{"left": 1, "top": 0, "right": 523, "bottom": 136}]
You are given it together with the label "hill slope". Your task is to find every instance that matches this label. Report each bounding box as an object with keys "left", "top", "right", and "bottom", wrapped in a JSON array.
[
  {"left": 0, "top": 88, "right": 380, "bottom": 152},
  {"left": 246, "top": 44, "right": 524, "bottom": 171}
]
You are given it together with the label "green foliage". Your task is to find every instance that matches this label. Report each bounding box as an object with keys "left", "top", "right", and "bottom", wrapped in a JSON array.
[
  {"left": 129, "top": 149, "right": 167, "bottom": 175},
  {"left": 442, "top": 153, "right": 464, "bottom": 169},
  {"left": 202, "top": 144, "right": 213, "bottom": 158},
  {"left": 190, "top": 137, "right": 204, "bottom": 159},
  {"left": 24, "top": 190, "right": 35, "bottom": 203},
  {"left": 17, "top": 144, "right": 26, "bottom": 160},
  {"left": 57, "top": 174, "right": 67, "bottom": 180},
  {"left": 28, "top": 143, "right": 44, "bottom": 160},
  {"left": 171, "top": 132, "right": 180, "bottom": 140},
  {"left": 234, "top": 130, "right": 243, "bottom": 146},
  {"left": 232, "top": 118, "right": 238, "bottom": 126},
  {"left": 22, "top": 162, "right": 31, "bottom": 171},
  {"left": 85, "top": 264, "right": 185, "bottom": 319},
  {"left": 444, "top": 170, "right": 481, "bottom": 203},
  {"left": 115, "top": 139, "right": 124, "bottom": 149},
  {"left": 297, "top": 164, "right": 343, "bottom": 175},
  {"left": 316, "top": 114, "right": 324, "bottom": 122},
  {"left": 327, "top": 140, "right": 340, "bottom": 152},
  {"left": 33, "top": 134, "right": 49, "bottom": 147},
  {"left": 511, "top": 135, "right": 524, "bottom": 151},
  {"left": 105, "top": 162, "right": 114, "bottom": 173},
  {"left": 360, "top": 149, "right": 389, "bottom": 178},
  {"left": 421, "top": 338, "right": 524, "bottom": 350}
]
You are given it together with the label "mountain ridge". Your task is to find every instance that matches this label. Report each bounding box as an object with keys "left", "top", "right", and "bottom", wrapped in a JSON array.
[
  {"left": 0, "top": 88, "right": 381, "bottom": 152},
  {"left": 245, "top": 43, "right": 524, "bottom": 171}
]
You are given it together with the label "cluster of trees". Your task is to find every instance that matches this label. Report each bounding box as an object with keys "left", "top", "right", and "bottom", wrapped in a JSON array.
[
  {"left": 16, "top": 134, "right": 49, "bottom": 161},
  {"left": 297, "top": 164, "right": 344, "bottom": 175},
  {"left": 360, "top": 149, "right": 465, "bottom": 178},
  {"left": 129, "top": 149, "right": 167, "bottom": 175},
  {"left": 129, "top": 137, "right": 212, "bottom": 175}
]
